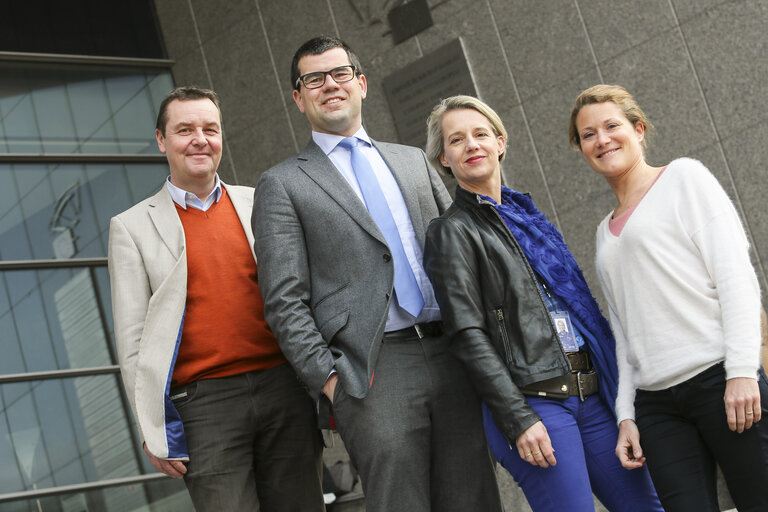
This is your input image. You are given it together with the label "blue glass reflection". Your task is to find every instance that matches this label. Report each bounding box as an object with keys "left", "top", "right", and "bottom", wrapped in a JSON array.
[{"left": 0, "top": 63, "right": 173, "bottom": 155}]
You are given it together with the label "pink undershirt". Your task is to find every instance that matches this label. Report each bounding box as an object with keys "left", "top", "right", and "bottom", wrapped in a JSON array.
[{"left": 608, "top": 166, "right": 668, "bottom": 236}]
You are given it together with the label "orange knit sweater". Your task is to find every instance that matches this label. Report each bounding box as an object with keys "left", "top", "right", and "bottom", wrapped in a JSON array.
[{"left": 171, "top": 189, "right": 286, "bottom": 387}]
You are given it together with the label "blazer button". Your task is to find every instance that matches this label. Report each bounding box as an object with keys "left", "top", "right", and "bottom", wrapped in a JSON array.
[
  {"left": 383, "top": 254, "right": 391, "bottom": 262},
  {"left": 561, "top": 385, "right": 568, "bottom": 392}
]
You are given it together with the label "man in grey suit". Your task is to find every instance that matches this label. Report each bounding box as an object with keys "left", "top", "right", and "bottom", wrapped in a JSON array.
[
  {"left": 253, "top": 37, "right": 501, "bottom": 512},
  {"left": 108, "top": 87, "right": 323, "bottom": 511}
]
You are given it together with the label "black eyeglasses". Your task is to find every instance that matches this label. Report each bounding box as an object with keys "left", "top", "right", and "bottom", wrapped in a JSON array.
[{"left": 295, "top": 65, "right": 357, "bottom": 89}]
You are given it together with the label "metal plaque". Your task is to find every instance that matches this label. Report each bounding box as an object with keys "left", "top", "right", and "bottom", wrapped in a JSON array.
[{"left": 383, "top": 39, "right": 477, "bottom": 149}]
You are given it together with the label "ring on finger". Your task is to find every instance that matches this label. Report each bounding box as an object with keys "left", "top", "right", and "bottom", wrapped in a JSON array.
[
  {"left": 747, "top": 411, "right": 754, "bottom": 416},
  {"left": 524, "top": 452, "right": 532, "bottom": 458},
  {"left": 531, "top": 450, "right": 541, "bottom": 456}
]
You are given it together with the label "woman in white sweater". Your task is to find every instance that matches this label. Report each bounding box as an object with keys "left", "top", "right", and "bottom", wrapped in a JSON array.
[{"left": 568, "top": 84, "right": 768, "bottom": 512}]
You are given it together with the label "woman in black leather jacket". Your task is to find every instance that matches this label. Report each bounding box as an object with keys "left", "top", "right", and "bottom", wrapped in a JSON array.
[{"left": 422, "top": 95, "right": 661, "bottom": 512}]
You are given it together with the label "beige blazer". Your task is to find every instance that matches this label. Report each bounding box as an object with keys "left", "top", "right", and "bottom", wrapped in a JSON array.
[{"left": 108, "top": 183, "right": 255, "bottom": 460}]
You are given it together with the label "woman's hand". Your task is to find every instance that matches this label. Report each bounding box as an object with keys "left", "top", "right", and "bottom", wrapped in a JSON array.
[
  {"left": 724, "top": 377, "right": 762, "bottom": 433},
  {"left": 515, "top": 421, "right": 556, "bottom": 468},
  {"left": 615, "top": 419, "right": 646, "bottom": 469}
]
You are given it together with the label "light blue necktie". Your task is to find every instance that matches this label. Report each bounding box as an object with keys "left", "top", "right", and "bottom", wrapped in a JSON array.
[{"left": 338, "top": 137, "right": 424, "bottom": 317}]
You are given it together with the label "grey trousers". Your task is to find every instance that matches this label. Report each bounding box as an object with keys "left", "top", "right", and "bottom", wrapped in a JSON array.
[
  {"left": 171, "top": 363, "right": 324, "bottom": 512},
  {"left": 331, "top": 333, "right": 503, "bottom": 512}
]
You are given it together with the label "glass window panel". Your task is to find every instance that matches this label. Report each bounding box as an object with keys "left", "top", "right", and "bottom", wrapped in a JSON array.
[
  {"left": 32, "top": 83, "right": 78, "bottom": 154},
  {"left": 0, "top": 395, "right": 26, "bottom": 492},
  {"left": 0, "top": 309, "right": 23, "bottom": 373},
  {"left": 92, "top": 267, "right": 116, "bottom": 352},
  {"left": 0, "top": 163, "right": 167, "bottom": 261},
  {"left": 33, "top": 381, "right": 79, "bottom": 474},
  {"left": 19, "top": 177, "right": 57, "bottom": 261},
  {"left": 68, "top": 78, "right": 119, "bottom": 154},
  {"left": 16, "top": 289, "right": 59, "bottom": 372},
  {"left": 0, "top": 112, "right": 7, "bottom": 153},
  {"left": 0, "top": 205, "right": 29, "bottom": 262},
  {"left": 0, "top": 95, "right": 42, "bottom": 154},
  {"left": 0, "top": 166, "right": 14, "bottom": 219},
  {"left": 80, "top": 118, "right": 121, "bottom": 155},
  {"left": 126, "top": 166, "right": 167, "bottom": 204},
  {"left": 1, "top": 374, "right": 145, "bottom": 494},
  {"left": 106, "top": 75, "right": 157, "bottom": 154},
  {"left": 13, "top": 166, "right": 48, "bottom": 206},
  {"left": 5, "top": 387, "right": 48, "bottom": 486},
  {"left": 0, "top": 63, "right": 171, "bottom": 155},
  {"left": 148, "top": 74, "right": 175, "bottom": 119},
  {"left": 0, "top": 267, "right": 116, "bottom": 374}
]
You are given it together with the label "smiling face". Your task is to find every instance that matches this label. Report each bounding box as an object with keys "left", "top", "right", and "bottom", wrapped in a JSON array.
[
  {"left": 292, "top": 47, "right": 367, "bottom": 137},
  {"left": 156, "top": 98, "right": 222, "bottom": 197},
  {"left": 439, "top": 108, "right": 505, "bottom": 195},
  {"left": 575, "top": 101, "right": 646, "bottom": 178}
]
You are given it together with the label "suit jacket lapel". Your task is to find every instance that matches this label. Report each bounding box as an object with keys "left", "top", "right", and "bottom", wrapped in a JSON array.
[
  {"left": 147, "top": 187, "right": 184, "bottom": 260},
  {"left": 297, "top": 140, "right": 386, "bottom": 245}
]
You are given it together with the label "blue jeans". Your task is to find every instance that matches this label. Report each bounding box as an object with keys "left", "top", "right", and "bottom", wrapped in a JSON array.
[{"left": 484, "top": 395, "right": 662, "bottom": 512}]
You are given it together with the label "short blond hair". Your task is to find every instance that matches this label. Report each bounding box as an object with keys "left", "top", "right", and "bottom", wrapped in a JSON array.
[
  {"left": 426, "top": 95, "right": 508, "bottom": 176},
  {"left": 569, "top": 84, "right": 654, "bottom": 150}
]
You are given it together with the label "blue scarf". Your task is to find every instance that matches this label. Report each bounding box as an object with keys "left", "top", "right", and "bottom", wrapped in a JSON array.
[{"left": 482, "top": 185, "right": 619, "bottom": 414}]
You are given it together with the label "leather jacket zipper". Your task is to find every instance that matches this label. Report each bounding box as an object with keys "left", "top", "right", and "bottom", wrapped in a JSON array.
[
  {"left": 483, "top": 202, "right": 568, "bottom": 361},
  {"left": 495, "top": 308, "right": 514, "bottom": 364}
]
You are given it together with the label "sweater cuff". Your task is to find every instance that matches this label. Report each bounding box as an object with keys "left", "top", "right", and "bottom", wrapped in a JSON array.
[{"left": 724, "top": 363, "right": 759, "bottom": 380}]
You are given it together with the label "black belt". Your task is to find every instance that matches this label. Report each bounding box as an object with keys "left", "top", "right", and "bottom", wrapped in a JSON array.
[
  {"left": 521, "top": 350, "right": 598, "bottom": 401},
  {"left": 566, "top": 350, "right": 591, "bottom": 371},
  {"left": 383, "top": 321, "right": 443, "bottom": 341}
]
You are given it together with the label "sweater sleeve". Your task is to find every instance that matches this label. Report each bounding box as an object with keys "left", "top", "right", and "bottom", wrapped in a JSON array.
[
  {"left": 609, "top": 302, "right": 637, "bottom": 422},
  {"left": 683, "top": 162, "right": 761, "bottom": 380}
]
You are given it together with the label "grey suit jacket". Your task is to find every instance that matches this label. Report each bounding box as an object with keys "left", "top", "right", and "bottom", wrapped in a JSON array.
[
  {"left": 253, "top": 139, "right": 451, "bottom": 401},
  {"left": 108, "top": 182, "right": 255, "bottom": 459}
]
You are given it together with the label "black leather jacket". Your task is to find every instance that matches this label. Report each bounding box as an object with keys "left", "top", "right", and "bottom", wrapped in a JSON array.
[{"left": 423, "top": 186, "right": 570, "bottom": 441}]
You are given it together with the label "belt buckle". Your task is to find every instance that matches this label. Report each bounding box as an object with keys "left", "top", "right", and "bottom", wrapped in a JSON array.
[
  {"left": 413, "top": 324, "right": 424, "bottom": 339},
  {"left": 576, "top": 371, "right": 585, "bottom": 402}
]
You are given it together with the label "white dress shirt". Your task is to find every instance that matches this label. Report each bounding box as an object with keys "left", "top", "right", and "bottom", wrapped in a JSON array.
[{"left": 313, "top": 128, "right": 441, "bottom": 330}]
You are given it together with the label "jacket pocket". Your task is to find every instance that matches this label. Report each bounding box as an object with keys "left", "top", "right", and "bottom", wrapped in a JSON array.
[
  {"left": 314, "top": 284, "right": 351, "bottom": 343},
  {"left": 495, "top": 308, "right": 514, "bottom": 365}
]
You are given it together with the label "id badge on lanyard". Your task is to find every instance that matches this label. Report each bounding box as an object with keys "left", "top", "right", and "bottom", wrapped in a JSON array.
[
  {"left": 551, "top": 310, "right": 579, "bottom": 352},
  {"left": 540, "top": 279, "right": 580, "bottom": 352}
]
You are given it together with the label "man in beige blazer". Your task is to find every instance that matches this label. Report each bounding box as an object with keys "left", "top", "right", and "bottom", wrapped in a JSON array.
[{"left": 108, "top": 87, "right": 323, "bottom": 511}]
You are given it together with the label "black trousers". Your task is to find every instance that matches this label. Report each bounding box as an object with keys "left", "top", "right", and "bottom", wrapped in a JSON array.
[
  {"left": 635, "top": 363, "right": 768, "bottom": 512},
  {"left": 171, "top": 363, "right": 324, "bottom": 512}
]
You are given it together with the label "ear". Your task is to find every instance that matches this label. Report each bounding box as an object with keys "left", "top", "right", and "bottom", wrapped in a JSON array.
[
  {"left": 439, "top": 152, "right": 449, "bottom": 168},
  {"left": 156, "top": 129, "right": 167, "bottom": 154},
  {"left": 292, "top": 89, "right": 306, "bottom": 113},
  {"left": 358, "top": 74, "right": 368, "bottom": 101},
  {"left": 497, "top": 135, "right": 506, "bottom": 156},
  {"left": 635, "top": 121, "right": 645, "bottom": 142}
]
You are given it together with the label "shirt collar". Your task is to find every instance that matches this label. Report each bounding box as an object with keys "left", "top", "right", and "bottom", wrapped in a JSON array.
[
  {"left": 312, "top": 126, "right": 372, "bottom": 155},
  {"left": 165, "top": 174, "right": 222, "bottom": 210}
]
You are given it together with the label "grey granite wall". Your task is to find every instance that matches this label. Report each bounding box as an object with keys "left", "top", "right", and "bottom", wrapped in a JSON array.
[
  {"left": 155, "top": 0, "right": 768, "bottom": 301},
  {"left": 154, "top": 0, "right": 766, "bottom": 509}
]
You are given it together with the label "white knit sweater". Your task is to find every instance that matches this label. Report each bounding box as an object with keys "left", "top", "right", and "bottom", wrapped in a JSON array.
[{"left": 595, "top": 158, "right": 761, "bottom": 422}]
